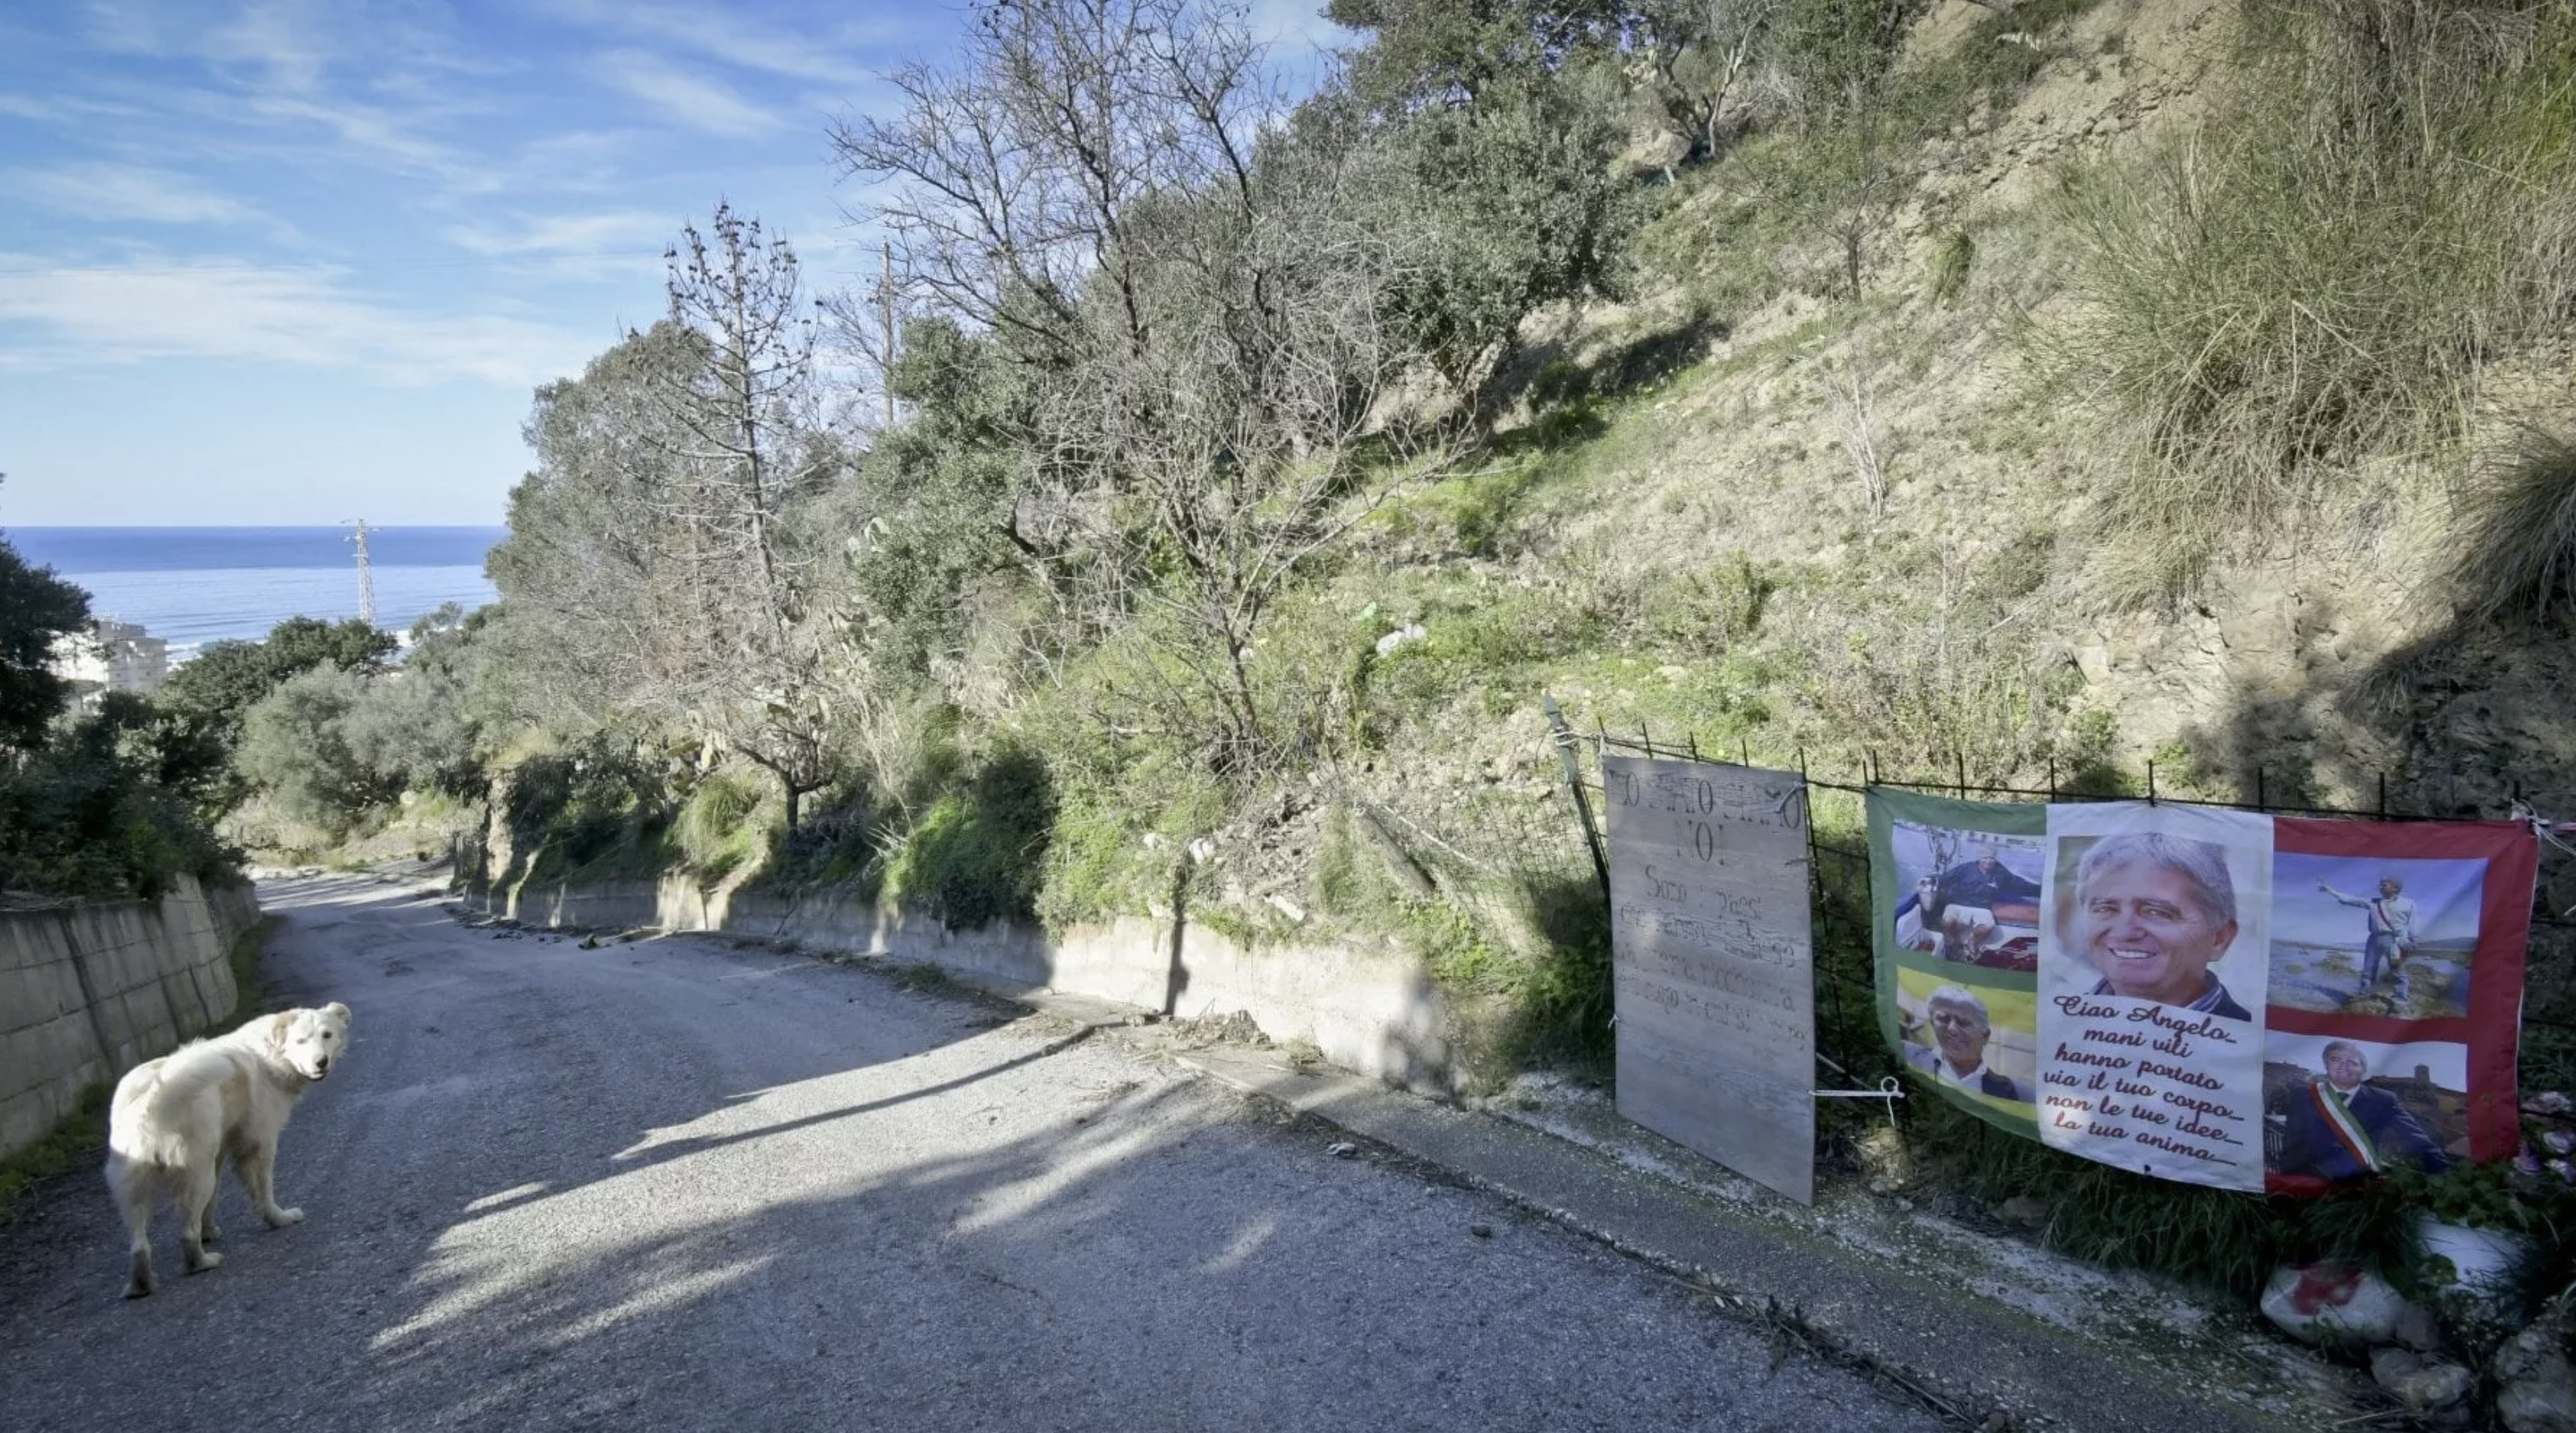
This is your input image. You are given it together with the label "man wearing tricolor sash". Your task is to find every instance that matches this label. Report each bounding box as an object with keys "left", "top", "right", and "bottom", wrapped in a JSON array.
[{"left": 2277, "top": 1041, "right": 2449, "bottom": 1182}]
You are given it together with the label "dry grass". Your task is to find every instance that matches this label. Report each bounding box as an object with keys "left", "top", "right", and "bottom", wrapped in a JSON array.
[
  {"left": 2032, "top": 0, "right": 2576, "bottom": 604},
  {"left": 1827, "top": 356, "right": 1890, "bottom": 516},
  {"left": 2450, "top": 424, "right": 2576, "bottom": 624}
]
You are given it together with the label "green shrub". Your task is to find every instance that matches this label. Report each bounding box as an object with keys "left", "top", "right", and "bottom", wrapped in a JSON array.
[
  {"left": 883, "top": 747, "right": 1056, "bottom": 927},
  {"left": 1034, "top": 784, "right": 1152, "bottom": 931},
  {"left": 673, "top": 769, "right": 772, "bottom": 879},
  {"left": 1638, "top": 553, "right": 1776, "bottom": 653},
  {"left": 1792, "top": 563, "right": 2077, "bottom": 783},
  {"left": 2051, "top": 706, "right": 2133, "bottom": 797},
  {"left": 1911, "top": 1097, "right": 2473, "bottom": 1301},
  {"left": 0, "top": 540, "right": 88, "bottom": 754},
  {"left": 1927, "top": 228, "right": 1974, "bottom": 306},
  {"left": 152, "top": 615, "right": 401, "bottom": 813},
  {"left": 336, "top": 624, "right": 481, "bottom": 799},
  {"left": 0, "top": 729, "right": 234, "bottom": 900},
  {"left": 497, "top": 738, "right": 669, "bottom": 882},
  {"left": 234, "top": 664, "right": 387, "bottom": 840}
]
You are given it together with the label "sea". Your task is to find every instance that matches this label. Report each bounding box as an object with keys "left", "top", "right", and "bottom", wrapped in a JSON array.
[{"left": 5, "top": 526, "right": 505, "bottom": 662}]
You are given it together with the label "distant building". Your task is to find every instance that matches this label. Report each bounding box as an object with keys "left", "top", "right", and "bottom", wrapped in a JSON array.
[{"left": 50, "top": 618, "right": 169, "bottom": 706}]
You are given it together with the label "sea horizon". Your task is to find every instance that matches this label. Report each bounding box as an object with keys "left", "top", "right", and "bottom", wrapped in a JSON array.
[{"left": 7, "top": 525, "right": 506, "bottom": 656}]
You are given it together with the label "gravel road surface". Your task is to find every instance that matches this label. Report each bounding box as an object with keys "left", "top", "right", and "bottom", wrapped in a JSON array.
[{"left": 0, "top": 874, "right": 1947, "bottom": 1433}]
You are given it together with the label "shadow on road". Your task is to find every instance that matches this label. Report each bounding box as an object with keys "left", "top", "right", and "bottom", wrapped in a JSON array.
[{"left": 0, "top": 874, "right": 1932, "bottom": 1433}]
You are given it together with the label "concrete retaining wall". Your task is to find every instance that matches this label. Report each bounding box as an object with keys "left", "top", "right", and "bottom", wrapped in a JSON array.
[
  {"left": 0, "top": 875, "right": 261, "bottom": 1161},
  {"left": 467, "top": 874, "right": 1460, "bottom": 1092}
]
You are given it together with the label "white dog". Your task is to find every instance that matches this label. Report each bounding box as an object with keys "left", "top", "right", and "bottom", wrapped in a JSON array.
[{"left": 103, "top": 1002, "right": 352, "bottom": 1298}]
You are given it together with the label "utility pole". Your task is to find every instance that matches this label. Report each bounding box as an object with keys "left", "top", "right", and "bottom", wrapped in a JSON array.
[
  {"left": 346, "top": 518, "right": 376, "bottom": 627},
  {"left": 880, "top": 241, "right": 897, "bottom": 428}
]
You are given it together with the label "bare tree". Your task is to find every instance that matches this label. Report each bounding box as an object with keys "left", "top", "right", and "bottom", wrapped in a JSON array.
[
  {"left": 1637, "top": 0, "right": 1783, "bottom": 162},
  {"left": 1059, "top": 139, "right": 1445, "bottom": 773},
  {"left": 830, "top": 0, "right": 1272, "bottom": 363},
  {"left": 1827, "top": 355, "right": 1887, "bottom": 517},
  {"left": 644, "top": 205, "right": 854, "bottom": 829},
  {"left": 836, "top": 0, "right": 1454, "bottom": 778}
]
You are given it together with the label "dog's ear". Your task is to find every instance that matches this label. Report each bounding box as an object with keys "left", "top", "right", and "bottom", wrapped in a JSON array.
[
  {"left": 325, "top": 1002, "right": 351, "bottom": 1023},
  {"left": 265, "top": 1012, "right": 295, "bottom": 1052}
]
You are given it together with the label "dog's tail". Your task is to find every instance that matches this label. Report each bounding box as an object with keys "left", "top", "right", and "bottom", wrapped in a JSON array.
[{"left": 105, "top": 1061, "right": 195, "bottom": 1173}]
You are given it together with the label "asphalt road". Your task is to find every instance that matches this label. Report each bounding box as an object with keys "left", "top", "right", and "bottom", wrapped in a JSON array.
[{"left": 0, "top": 874, "right": 1946, "bottom": 1433}]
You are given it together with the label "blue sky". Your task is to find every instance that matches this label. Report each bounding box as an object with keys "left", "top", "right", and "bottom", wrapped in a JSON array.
[{"left": 0, "top": 0, "right": 1347, "bottom": 527}]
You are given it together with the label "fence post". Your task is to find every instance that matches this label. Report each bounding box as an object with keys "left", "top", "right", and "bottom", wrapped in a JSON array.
[
  {"left": 2148, "top": 759, "right": 2158, "bottom": 805},
  {"left": 1799, "top": 746, "right": 1849, "bottom": 1074},
  {"left": 1545, "top": 695, "right": 1613, "bottom": 904}
]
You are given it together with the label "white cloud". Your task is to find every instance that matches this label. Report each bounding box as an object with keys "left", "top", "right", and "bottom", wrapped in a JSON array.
[
  {"left": 540, "top": 0, "right": 916, "bottom": 86},
  {"left": 0, "top": 91, "right": 152, "bottom": 123},
  {"left": 441, "top": 210, "right": 676, "bottom": 283},
  {"left": 0, "top": 254, "right": 601, "bottom": 386},
  {"left": 7, "top": 164, "right": 276, "bottom": 228},
  {"left": 595, "top": 51, "right": 786, "bottom": 137},
  {"left": 77, "top": 1, "right": 173, "bottom": 55},
  {"left": 211, "top": 0, "right": 332, "bottom": 92},
  {"left": 81, "top": 0, "right": 460, "bottom": 89},
  {"left": 603, "top": 11, "right": 873, "bottom": 87},
  {"left": 62, "top": 1, "right": 505, "bottom": 194},
  {"left": 242, "top": 92, "right": 485, "bottom": 185},
  {"left": 445, "top": 210, "right": 674, "bottom": 257}
]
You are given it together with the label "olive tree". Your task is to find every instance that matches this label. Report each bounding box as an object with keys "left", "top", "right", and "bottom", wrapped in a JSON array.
[{"left": 835, "top": 0, "right": 1459, "bottom": 776}]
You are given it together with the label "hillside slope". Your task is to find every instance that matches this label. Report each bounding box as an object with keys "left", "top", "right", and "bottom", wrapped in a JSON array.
[{"left": 1146, "top": 0, "right": 2576, "bottom": 1078}]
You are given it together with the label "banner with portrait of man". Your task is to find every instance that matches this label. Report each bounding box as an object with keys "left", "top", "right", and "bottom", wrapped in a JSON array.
[{"left": 1868, "top": 792, "right": 2537, "bottom": 1194}]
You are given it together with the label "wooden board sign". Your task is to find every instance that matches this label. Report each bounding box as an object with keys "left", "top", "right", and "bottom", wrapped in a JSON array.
[{"left": 1602, "top": 755, "right": 1816, "bottom": 1204}]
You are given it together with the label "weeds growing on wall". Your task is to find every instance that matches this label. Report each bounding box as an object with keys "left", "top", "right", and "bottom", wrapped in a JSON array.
[
  {"left": 672, "top": 769, "right": 772, "bottom": 881},
  {"left": 0, "top": 1081, "right": 109, "bottom": 1227},
  {"left": 881, "top": 747, "right": 1056, "bottom": 929},
  {"left": 1313, "top": 799, "right": 1615, "bottom": 1085}
]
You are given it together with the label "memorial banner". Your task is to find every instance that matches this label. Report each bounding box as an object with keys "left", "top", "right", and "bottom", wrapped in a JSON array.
[
  {"left": 1868, "top": 792, "right": 2536, "bottom": 1194},
  {"left": 1603, "top": 755, "right": 1816, "bottom": 1204}
]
